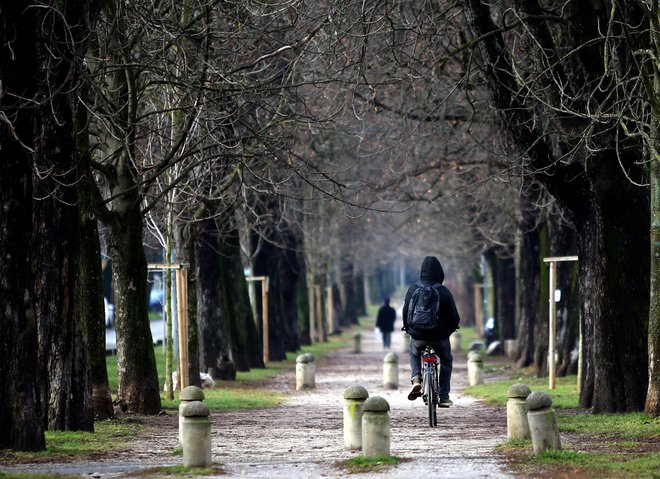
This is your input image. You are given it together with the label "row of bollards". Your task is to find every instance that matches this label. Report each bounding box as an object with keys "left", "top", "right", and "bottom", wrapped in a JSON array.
[
  {"left": 297, "top": 351, "right": 401, "bottom": 391},
  {"left": 507, "top": 383, "right": 561, "bottom": 454}
]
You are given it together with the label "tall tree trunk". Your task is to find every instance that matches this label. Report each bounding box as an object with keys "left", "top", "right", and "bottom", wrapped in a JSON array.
[
  {"left": 76, "top": 80, "right": 114, "bottom": 420},
  {"left": 515, "top": 190, "right": 541, "bottom": 369},
  {"left": 32, "top": 2, "right": 93, "bottom": 430},
  {"left": 224, "top": 222, "right": 263, "bottom": 369},
  {"left": 645, "top": 15, "right": 660, "bottom": 417},
  {"left": 175, "top": 222, "right": 201, "bottom": 388},
  {"left": 495, "top": 254, "right": 516, "bottom": 346},
  {"left": 108, "top": 206, "right": 162, "bottom": 414},
  {"left": 533, "top": 222, "right": 550, "bottom": 377},
  {"left": 196, "top": 217, "right": 234, "bottom": 378},
  {"left": 577, "top": 162, "right": 649, "bottom": 412},
  {"left": 0, "top": 3, "right": 44, "bottom": 450},
  {"left": 252, "top": 228, "right": 302, "bottom": 361}
]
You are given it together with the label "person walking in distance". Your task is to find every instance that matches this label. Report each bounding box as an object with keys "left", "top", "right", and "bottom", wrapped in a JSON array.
[
  {"left": 375, "top": 297, "right": 396, "bottom": 350},
  {"left": 403, "top": 256, "right": 461, "bottom": 407}
]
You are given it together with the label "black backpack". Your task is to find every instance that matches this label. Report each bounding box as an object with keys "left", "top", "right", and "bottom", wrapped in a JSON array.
[{"left": 407, "top": 282, "right": 442, "bottom": 331}]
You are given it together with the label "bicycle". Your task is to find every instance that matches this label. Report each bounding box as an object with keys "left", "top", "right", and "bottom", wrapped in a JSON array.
[{"left": 421, "top": 346, "right": 439, "bottom": 427}]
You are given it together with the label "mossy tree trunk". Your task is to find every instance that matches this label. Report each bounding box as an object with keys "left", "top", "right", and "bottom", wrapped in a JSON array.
[
  {"left": 32, "top": 0, "right": 94, "bottom": 431},
  {"left": 77, "top": 106, "right": 114, "bottom": 419},
  {"left": 222, "top": 221, "right": 263, "bottom": 369}
]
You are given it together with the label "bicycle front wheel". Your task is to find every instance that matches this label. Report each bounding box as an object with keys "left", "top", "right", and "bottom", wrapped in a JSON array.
[{"left": 426, "top": 374, "right": 437, "bottom": 427}]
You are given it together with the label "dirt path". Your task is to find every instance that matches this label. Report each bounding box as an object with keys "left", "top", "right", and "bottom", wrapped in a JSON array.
[{"left": 5, "top": 328, "right": 513, "bottom": 478}]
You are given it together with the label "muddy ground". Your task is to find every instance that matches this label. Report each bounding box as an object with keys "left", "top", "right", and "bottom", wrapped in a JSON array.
[{"left": 2, "top": 328, "right": 649, "bottom": 478}]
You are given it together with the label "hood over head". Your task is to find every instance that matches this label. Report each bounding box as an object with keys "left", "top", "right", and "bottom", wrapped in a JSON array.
[{"left": 419, "top": 256, "right": 445, "bottom": 284}]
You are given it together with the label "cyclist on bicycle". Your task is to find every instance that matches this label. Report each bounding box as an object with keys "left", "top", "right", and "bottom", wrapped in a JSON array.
[{"left": 402, "top": 256, "right": 461, "bottom": 407}]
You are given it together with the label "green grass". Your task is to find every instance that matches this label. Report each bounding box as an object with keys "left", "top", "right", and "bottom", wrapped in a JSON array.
[
  {"left": 341, "top": 455, "right": 403, "bottom": 473},
  {"left": 161, "top": 387, "right": 285, "bottom": 411},
  {"left": 133, "top": 464, "right": 226, "bottom": 477},
  {"left": 464, "top": 374, "right": 579, "bottom": 409},
  {"left": 0, "top": 420, "right": 143, "bottom": 464},
  {"left": 558, "top": 412, "right": 660, "bottom": 438},
  {"left": 472, "top": 374, "right": 660, "bottom": 478},
  {"left": 529, "top": 450, "right": 660, "bottom": 479}
]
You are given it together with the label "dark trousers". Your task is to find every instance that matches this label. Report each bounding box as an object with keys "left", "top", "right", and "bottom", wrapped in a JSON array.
[
  {"left": 410, "top": 338, "right": 453, "bottom": 399},
  {"left": 381, "top": 331, "right": 392, "bottom": 349}
]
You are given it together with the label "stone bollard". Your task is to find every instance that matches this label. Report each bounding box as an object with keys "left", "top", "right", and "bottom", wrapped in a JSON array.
[
  {"left": 382, "top": 353, "right": 398, "bottom": 390},
  {"left": 467, "top": 351, "right": 485, "bottom": 386},
  {"left": 361, "top": 396, "right": 390, "bottom": 458},
  {"left": 343, "top": 385, "right": 369, "bottom": 450},
  {"left": 296, "top": 353, "right": 316, "bottom": 390},
  {"left": 449, "top": 331, "right": 462, "bottom": 352},
  {"left": 504, "top": 339, "right": 518, "bottom": 360},
  {"left": 353, "top": 333, "right": 362, "bottom": 354},
  {"left": 469, "top": 340, "right": 484, "bottom": 351},
  {"left": 507, "top": 383, "right": 531, "bottom": 440},
  {"left": 180, "top": 400, "right": 212, "bottom": 467},
  {"left": 526, "top": 391, "right": 561, "bottom": 454},
  {"left": 402, "top": 332, "right": 410, "bottom": 354},
  {"left": 179, "top": 386, "right": 205, "bottom": 447}
]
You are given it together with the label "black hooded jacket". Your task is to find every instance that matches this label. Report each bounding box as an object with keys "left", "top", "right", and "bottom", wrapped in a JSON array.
[{"left": 402, "top": 256, "right": 461, "bottom": 340}]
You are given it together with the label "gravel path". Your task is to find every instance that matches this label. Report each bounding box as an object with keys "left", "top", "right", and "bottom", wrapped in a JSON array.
[{"left": 3, "top": 328, "right": 513, "bottom": 478}]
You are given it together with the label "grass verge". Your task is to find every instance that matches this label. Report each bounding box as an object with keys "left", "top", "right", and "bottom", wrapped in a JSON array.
[
  {"left": 0, "top": 419, "right": 143, "bottom": 464},
  {"left": 467, "top": 372, "right": 660, "bottom": 478},
  {"left": 132, "top": 464, "right": 226, "bottom": 477},
  {"left": 340, "top": 455, "right": 403, "bottom": 473}
]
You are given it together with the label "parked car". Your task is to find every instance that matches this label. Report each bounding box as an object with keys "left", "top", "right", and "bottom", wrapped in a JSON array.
[{"left": 104, "top": 297, "right": 115, "bottom": 328}]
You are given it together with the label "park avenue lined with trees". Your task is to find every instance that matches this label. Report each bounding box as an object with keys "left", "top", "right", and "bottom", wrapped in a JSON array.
[{"left": 1, "top": 0, "right": 660, "bottom": 456}]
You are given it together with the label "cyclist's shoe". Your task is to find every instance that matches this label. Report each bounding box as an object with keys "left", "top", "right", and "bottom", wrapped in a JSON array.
[
  {"left": 438, "top": 397, "right": 453, "bottom": 408},
  {"left": 407, "top": 377, "right": 422, "bottom": 401}
]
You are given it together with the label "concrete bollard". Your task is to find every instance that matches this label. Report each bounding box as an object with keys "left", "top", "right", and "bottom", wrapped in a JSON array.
[
  {"left": 467, "top": 351, "right": 485, "bottom": 386},
  {"left": 353, "top": 333, "right": 362, "bottom": 354},
  {"left": 361, "top": 396, "right": 390, "bottom": 458},
  {"left": 402, "top": 333, "right": 410, "bottom": 354},
  {"left": 296, "top": 353, "right": 316, "bottom": 390},
  {"left": 382, "top": 353, "right": 399, "bottom": 390},
  {"left": 449, "top": 331, "right": 462, "bottom": 352},
  {"left": 507, "top": 383, "right": 531, "bottom": 440},
  {"left": 343, "top": 385, "right": 369, "bottom": 450},
  {"left": 504, "top": 339, "right": 518, "bottom": 360},
  {"left": 526, "top": 391, "right": 561, "bottom": 454},
  {"left": 180, "top": 400, "right": 212, "bottom": 467},
  {"left": 179, "top": 386, "right": 205, "bottom": 447}
]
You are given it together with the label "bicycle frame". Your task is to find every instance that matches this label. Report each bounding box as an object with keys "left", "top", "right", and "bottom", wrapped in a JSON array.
[{"left": 421, "top": 346, "right": 439, "bottom": 427}]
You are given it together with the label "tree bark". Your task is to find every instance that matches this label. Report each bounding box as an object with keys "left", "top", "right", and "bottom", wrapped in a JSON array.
[
  {"left": 494, "top": 254, "right": 516, "bottom": 345},
  {"left": 224, "top": 223, "right": 263, "bottom": 370},
  {"left": 576, "top": 159, "right": 649, "bottom": 412},
  {"left": 108, "top": 207, "right": 162, "bottom": 414},
  {"left": 0, "top": 2, "right": 45, "bottom": 450},
  {"left": 645, "top": 13, "right": 660, "bottom": 417},
  {"left": 252, "top": 227, "right": 302, "bottom": 361},
  {"left": 32, "top": 0, "right": 94, "bottom": 431},
  {"left": 515, "top": 189, "right": 541, "bottom": 369},
  {"left": 533, "top": 222, "right": 550, "bottom": 377},
  {"left": 196, "top": 217, "right": 234, "bottom": 379}
]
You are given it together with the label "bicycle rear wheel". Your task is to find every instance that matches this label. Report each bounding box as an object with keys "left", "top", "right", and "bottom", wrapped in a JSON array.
[{"left": 426, "top": 374, "right": 437, "bottom": 427}]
